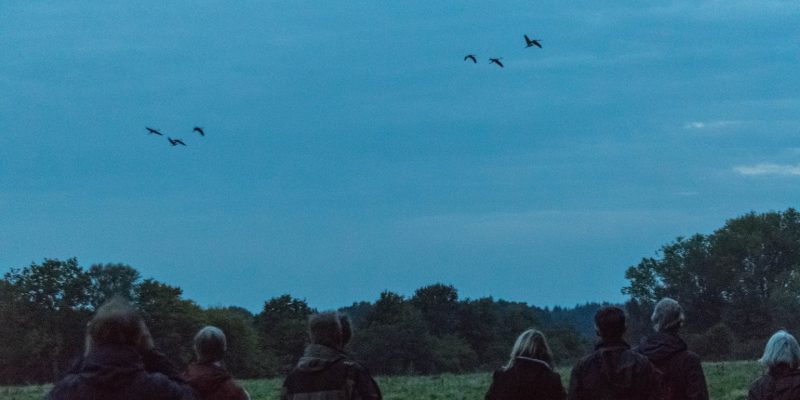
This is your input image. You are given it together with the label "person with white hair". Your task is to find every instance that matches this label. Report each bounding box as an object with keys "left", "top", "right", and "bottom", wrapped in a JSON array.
[
  {"left": 635, "top": 298, "right": 708, "bottom": 400},
  {"left": 748, "top": 330, "right": 800, "bottom": 400},
  {"left": 184, "top": 326, "right": 250, "bottom": 400},
  {"left": 485, "top": 328, "right": 566, "bottom": 400}
]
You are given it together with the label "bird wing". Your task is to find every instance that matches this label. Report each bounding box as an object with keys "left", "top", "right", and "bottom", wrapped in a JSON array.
[
  {"left": 524, "top": 34, "right": 531, "bottom": 43},
  {"left": 534, "top": 41, "right": 542, "bottom": 48},
  {"left": 496, "top": 60, "right": 504, "bottom": 67}
]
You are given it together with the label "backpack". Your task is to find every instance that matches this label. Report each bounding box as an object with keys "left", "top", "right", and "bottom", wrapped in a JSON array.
[{"left": 283, "top": 359, "right": 359, "bottom": 400}]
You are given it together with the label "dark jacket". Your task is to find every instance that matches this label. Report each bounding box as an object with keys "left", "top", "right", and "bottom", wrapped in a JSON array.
[
  {"left": 184, "top": 361, "right": 249, "bottom": 400},
  {"left": 46, "top": 344, "right": 195, "bottom": 400},
  {"left": 281, "top": 344, "right": 381, "bottom": 400},
  {"left": 748, "top": 365, "right": 800, "bottom": 400},
  {"left": 636, "top": 332, "right": 708, "bottom": 400},
  {"left": 485, "top": 357, "right": 566, "bottom": 400},
  {"left": 568, "top": 339, "right": 658, "bottom": 400}
]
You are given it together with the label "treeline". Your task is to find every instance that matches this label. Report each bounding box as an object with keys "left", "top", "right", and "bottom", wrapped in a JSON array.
[
  {"left": 0, "top": 260, "right": 591, "bottom": 384},
  {"left": 5, "top": 208, "right": 798, "bottom": 385},
  {"left": 624, "top": 208, "right": 800, "bottom": 360}
]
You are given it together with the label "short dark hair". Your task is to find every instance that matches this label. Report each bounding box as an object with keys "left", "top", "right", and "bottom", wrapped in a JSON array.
[
  {"left": 308, "top": 312, "right": 342, "bottom": 348},
  {"left": 595, "top": 306, "right": 626, "bottom": 340},
  {"left": 88, "top": 297, "right": 144, "bottom": 347}
]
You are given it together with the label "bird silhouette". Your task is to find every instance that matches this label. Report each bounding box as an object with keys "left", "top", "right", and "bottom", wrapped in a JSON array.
[
  {"left": 489, "top": 58, "right": 504, "bottom": 68},
  {"left": 146, "top": 127, "right": 163, "bottom": 136},
  {"left": 168, "top": 137, "right": 186, "bottom": 146},
  {"left": 524, "top": 35, "right": 542, "bottom": 48},
  {"left": 464, "top": 54, "right": 477, "bottom": 63},
  {"left": 193, "top": 127, "right": 205, "bottom": 136}
]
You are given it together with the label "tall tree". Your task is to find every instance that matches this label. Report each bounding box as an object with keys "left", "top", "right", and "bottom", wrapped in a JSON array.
[
  {"left": 135, "top": 279, "right": 205, "bottom": 366},
  {"left": 1, "top": 258, "right": 91, "bottom": 382},
  {"left": 87, "top": 263, "right": 141, "bottom": 308},
  {"left": 256, "top": 295, "right": 314, "bottom": 373},
  {"left": 410, "top": 283, "right": 459, "bottom": 336}
]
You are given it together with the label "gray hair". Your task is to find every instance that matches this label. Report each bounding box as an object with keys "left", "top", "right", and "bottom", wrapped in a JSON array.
[
  {"left": 194, "top": 326, "right": 227, "bottom": 362},
  {"left": 760, "top": 330, "right": 800, "bottom": 369},
  {"left": 504, "top": 328, "right": 553, "bottom": 370},
  {"left": 651, "top": 298, "right": 685, "bottom": 333}
]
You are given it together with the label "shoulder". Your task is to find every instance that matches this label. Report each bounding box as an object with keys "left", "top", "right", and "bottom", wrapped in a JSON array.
[
  {"left": 222, "top": 378, "right": 250, "bottom": 400},
  {"left": 574, "top": 349, "right": 603, "bottom": 370},
  {"left": 748, "top": 374, "right": 772, "bottom": 398},
  {"left": 343, "top": 359, "right": 373, "bottom": 377},
  {"left": 140, "top": 372, "right": 194, "bottom": 399},
  {"left": 47, "top": 374, "right": 82, "bottom": 400},
  {"left": 626, "top": 349, "right": 653, "bottom": 365}
]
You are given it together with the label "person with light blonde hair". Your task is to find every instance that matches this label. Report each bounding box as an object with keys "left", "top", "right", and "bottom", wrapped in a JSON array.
[
  {"left": 748, "top": 330, "right": 800, "bottom": 400},
  {"left": 485, "top": 328, "right": 565, "bottom": 400},
  {"left": 184, "top": 326, "right": 250, "bottom": 400}
]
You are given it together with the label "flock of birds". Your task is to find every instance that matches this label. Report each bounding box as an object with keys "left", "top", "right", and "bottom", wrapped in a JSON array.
[
  {"left": 145, "top": 126, "right": 205, "bottom": 147},
  {"left": 464, "top": 34, "right": 542, "bottom": 68},
  {"left": 140, "top": 34, "right": 542, "bottom": 148}
]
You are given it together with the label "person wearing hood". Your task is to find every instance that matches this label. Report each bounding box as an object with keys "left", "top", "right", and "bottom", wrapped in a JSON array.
[
  {"left": 635, "top": 298, "right": 708, "bottom": 400},
  {"left": 748, "top": 330, "right": 800, "bottom": 400},
  {"left": 46, "top": 297, "right": 195, "bottom": 400},
  {"left": 184, "top": 326, "right": 250, "bottom": 400},
  {"left": 568, "top": 306, "right": 658, "bottom": 400},
  {"left": 281, "top": 311, "right": 382, "bottom": 400},
  {"left": 485, "top": 328, "right": 566, "bottom": 400}
]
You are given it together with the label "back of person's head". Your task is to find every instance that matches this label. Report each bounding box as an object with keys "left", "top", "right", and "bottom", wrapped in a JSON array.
[
  {"left": 87, "top": 297, "right": 145, "bottom": 348},
  {"left": 339, "top": 314, "right": 353, "bottom": 347},
  {"left": 505, "top": 328, "right": 553, "bottom": 369},
  {"left": 595, "top": 306, "right": 627, "bottom": 340},
  {"left": 651, "top": 297, "right": 685, "bottom": 333},
  {"left": 760, "top": 330, "right": 800, "bottom": 370},
  {"left": 194, "top": 326, "right": 227, "bottom": 363},
  {"left": 308, "top": 311, "right": 343, "bottom": 349}
]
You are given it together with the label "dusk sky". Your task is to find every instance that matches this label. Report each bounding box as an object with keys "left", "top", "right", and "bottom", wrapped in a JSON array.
[{"left": 2, "top": 1, "right": 799, "bottom": 312}]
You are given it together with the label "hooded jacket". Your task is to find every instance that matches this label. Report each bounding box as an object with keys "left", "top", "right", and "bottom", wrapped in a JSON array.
[
  {"left": 636, "top": 332, "right": 708, "bottom": 400},
  {"left": 485, "top": 357, "right": 566, "bottom": 400},
  {"left": 46, "top": 344, "right": 195, "bottom": 400},
  {"left": 748, "top": 365, "right": 800, "bottom": 400},
  {"left": 184, "top": 361, "right": 250, "bottom": 400},
  {"left": 568, "top": 339, "right": 658, "bottom": 400},
  {"left": 281, "top": 344, "right": 381, "bottom": 400}
]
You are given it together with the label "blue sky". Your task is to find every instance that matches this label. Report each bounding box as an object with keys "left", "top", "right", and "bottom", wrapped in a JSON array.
[{"left": 1, "top": 1, "right": 799, "bottom": 311}]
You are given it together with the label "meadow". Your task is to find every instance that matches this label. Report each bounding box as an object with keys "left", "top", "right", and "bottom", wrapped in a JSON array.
[{"left": 0, "top": 360, "right": 763, "bottom": 400}]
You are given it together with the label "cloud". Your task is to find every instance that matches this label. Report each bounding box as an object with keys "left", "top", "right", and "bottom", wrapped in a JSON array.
[
  {"left": 734, "top": 163, "right": 800, "bottom": 176},
  {"left": 684, "top": 120, "right": 743, "bottom": 130}
]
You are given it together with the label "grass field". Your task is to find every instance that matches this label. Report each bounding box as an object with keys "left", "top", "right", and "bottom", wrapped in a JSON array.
[{"left": 0, "top": 361, "right": 763, "bottom": 400}]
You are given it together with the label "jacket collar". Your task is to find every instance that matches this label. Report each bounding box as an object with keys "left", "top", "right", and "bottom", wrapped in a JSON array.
[
  {"left": 515, "top": 356, "right": 552, "bottom": 370},
  {"left": 595, "top": 338, "right": 630, "bottom": 351}
]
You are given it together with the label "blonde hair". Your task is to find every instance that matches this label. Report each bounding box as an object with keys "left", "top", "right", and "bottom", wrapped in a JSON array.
[
  {"left": 760, "top": 330, "right": 800, "bottom": 370},
  {"left": 504, "top": 328, "right": 553, "bottom": 369}
]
